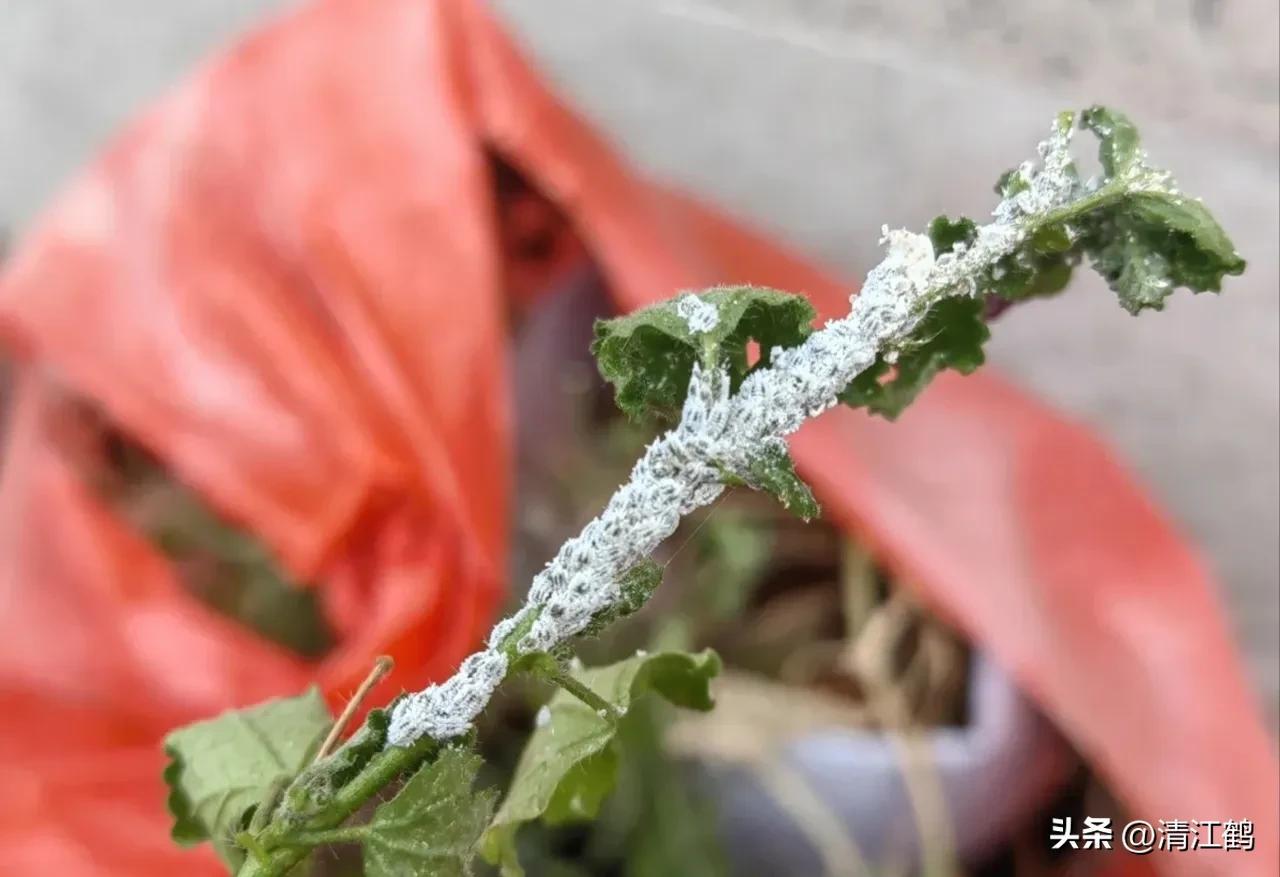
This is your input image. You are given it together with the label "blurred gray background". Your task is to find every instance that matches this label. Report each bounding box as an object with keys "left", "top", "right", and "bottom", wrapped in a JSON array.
[{"left": 2, "top": 0, "right": 1276, "bottom": 720}]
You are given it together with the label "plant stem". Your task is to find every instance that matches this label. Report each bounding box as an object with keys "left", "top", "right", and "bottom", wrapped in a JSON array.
[
  {"left": 237, "top": 736, "right": 436, "bottom": 877},
  {"left": 544, "top": 665, "right": 623, "bottom": 724},
  {"left": 313, "top": 656, "right": 394, "bottom": 763},
  {"left": 283, "top": 826, "right": 370, "bottom": 847},
  {"left": 226, "top": 112, "right": 1213, "bottom": 877},
  {"left": 1034, "top": 178, "right": 1127, "bottom": 230}
]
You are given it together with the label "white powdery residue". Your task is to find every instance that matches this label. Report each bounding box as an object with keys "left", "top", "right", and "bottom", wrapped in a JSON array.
[
  {"left": 387, "top": 649, "right": 508, "bottom": 746},
  {"left": 1125, "top": 158, "right": 1179, "bottom": 196},
  {"left": 676, "top": 293, "right": 720, "bottom": 333},
  {"left": 721, "top": 123, "right": 1083, "bottom": 456},
  {"left": 721, "top": 225, "right": 946, "bottom": 446},
  {"left": 996, "top": 122, "right": 1079, "bottom": 226},
  {"left": 535, "top": 705, "right": 552, "bottom": 728},
  {"left": 879, "top": 226, "right": 937, "bottom": 293},
  {"left": 486, "top": 606, "right": 534, "bottom": 650},
  {"left": 518, "top": 418, "right": 712, "bottom": 653},
  {"left": 385, "top": 114, "right": 1094, "bottom": 750}
]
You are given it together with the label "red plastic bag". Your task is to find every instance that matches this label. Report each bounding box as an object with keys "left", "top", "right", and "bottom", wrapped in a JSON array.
[{"left": 0, "top": 0, "right": 1273, "bottom": 874}]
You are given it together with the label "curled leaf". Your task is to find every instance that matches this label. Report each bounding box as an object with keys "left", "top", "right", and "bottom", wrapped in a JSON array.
[
  {"left": 927, "top": 215, "right": 977, "bottom": 256},
  {"left": 281, "top": 705, "right": 393, "bottom": 820},
  {"left": 1080, "top": 105, "right": 1140, "bottom": 177},
  {"left": 840, "top": 297, "right": 989, "bottom": 420},
  {"left": 593, "top": 286, "right": 815, "bottom": 422},
  {"left": 1074, "top": 106, "right": 1246, "bottom": 312},
  {"left": 1080, "top": 191, "right": 1247, "bottom": 313},
  {"left": 737, "top": 441, "right": 820, "bottom": 521}
]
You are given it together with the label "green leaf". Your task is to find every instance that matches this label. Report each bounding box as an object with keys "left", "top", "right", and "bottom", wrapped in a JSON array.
[
  {"left": 481, "top": 650, "right": 722, "bottom": 876},
  {"left": 610, "top": 700, "right": 728, "bottom": 877},
  {"left": 1029, "top": 223, "right": 1073, "bottom": 255},
  {"left": 163, "top": 688, "right": 332, "bottom": 867},
  {"left": 1071, "top": 106, "right": 1246, "bottom": 313},
  {"left": 542, "top": 747, "right": 620, "bottom": 824},
  {"left": 593, "top": 286, "right": 816, "bottom": 422},
  {"left": 994, "top": 167, "right": 1030, "bottom": 199},
  {"left": 1080, "top": 105, "right": 1140, "bottom": 177},
  {"left": 840, "top": 296, "right": 990, "bottom": 419},
  {"left": 616, "top": 559, "right": 664, "bottom": 616},
  {"left": 740, "top": 441, "right": 820, "bottom": 521},
  {"left": 1081, "top": 192, "right": 1246, "bottom": 312},
  {"left": 361, "top": 747, "right": 497, "bottom": 877},
  {"left": 579, "top": 559, "right": 664, "bottom": 638},
  {"left": 986, "top": 248, "right": 1076, "bottom": 301},
  {"left": 843, "top": 107, "right": 1241, "bottom": 418},
  {"left": 835, "top": 215, "right": 998, "bottom": 421},
  {"left": 927, "top": 215, "right": 977, "bottom": 256}
]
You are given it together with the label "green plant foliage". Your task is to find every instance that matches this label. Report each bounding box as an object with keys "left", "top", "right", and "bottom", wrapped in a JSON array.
[
  {"left": 839, "top": 297, "right": 990, "bottom": 420},
  {"left": 361, "top": 747, "right": 496, "bottom": 877},
  {"left": 927, "top": 215, "right": 977, "bottom": 254},
  {"left": 155, "top": 106, "right": 1247, "bottom": 877},
  {"left": 579, "top": 560, "right": 664, "bottom": 638},
  {"left": 1059, "top": 106, "right": 1243, "bottom": 312},
  {"left": 1079, "top": 191, "right": 1246, "bottom": 313},
  {"left": 481, "top": 650, "right": 722, "bottom": 876},
  {"left": 1075, "top": 107, "right": 1245, "bottom": 313},
  {"left": 840, "top": 105, "right": 1243, "bottom": 420},
  {"left": 608, "top": 700, "right": 728, "bottom": 877},
  {"left": 835, "top": 214, "right": 992, "bottom": 420},
  {"left": 163, "top": 688, "right": 332, "bottom": 867},
  {"left": 1080, "top": 105, "right": 1139, "bottom": 176},
  {"left": 740, "top": 442, "right": 820, "bottom": 521},
  {"left": 280, "top": 707, "right": 392, "bottom": 821},
  {"left": 592, "top": 286, "right": 816, "bottom": 422}
]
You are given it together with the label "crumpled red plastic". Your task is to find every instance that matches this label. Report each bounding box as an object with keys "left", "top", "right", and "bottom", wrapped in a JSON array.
[{"left": 0, "top": 0, "right": 1273, "bottom": 874}]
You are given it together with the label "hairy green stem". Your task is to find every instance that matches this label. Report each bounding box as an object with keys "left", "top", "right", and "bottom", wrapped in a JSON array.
[
  {"left": 235, "top": 613, "right": 545, "bottom": 877},
  {"left": 237, "top": 736, "right": 436, "bottom": 877},
  {"left": 1036, "top": 179, "right": 1125, "bottom": 229},
  {"left": 283, "top": 826, "right": 370, "bottom": 847},
  {"left": 544, "top": 665, "right": 624, "bottom": 724}
]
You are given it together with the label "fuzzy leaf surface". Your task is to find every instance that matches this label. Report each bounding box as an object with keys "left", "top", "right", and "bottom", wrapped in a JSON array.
[
  {"left": 281, "top": 705, "right": 392, "bottom": 821},
  {"left": 362, "top": 747, "right": 496, "bottom": 877},
  {"left": 163, "top": 688, "right": 332, "bottom": 867}
]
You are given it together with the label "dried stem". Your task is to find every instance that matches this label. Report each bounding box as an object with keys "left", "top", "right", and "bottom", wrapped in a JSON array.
[{"left": 313, "top": 656, "right": 394, "bottom": 764}]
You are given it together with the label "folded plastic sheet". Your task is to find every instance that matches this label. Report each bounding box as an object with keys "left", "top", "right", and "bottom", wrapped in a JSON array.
[{"left": 0, "top": 0, "right": 1273, "bottom": 874}]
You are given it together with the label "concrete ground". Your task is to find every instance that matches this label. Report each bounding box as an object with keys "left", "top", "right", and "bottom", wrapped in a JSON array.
[{"left": 2, "top": 0, "right": 1276, "bottom": 719}]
